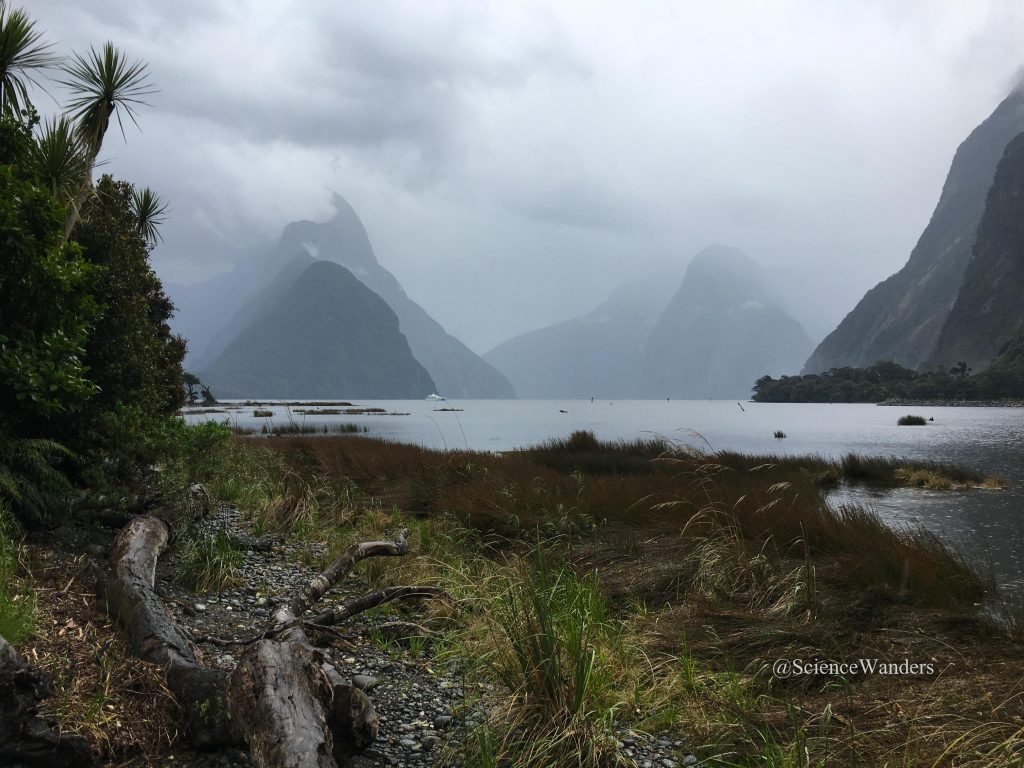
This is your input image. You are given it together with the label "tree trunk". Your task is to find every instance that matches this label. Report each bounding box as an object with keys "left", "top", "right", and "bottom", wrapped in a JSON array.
[{"left": 100, "top": 512, "right": 418, "bottom": 766}]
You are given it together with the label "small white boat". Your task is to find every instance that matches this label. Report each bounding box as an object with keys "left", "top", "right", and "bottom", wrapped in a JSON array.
[{"left": 425, "top": 393, "right": 445, "bottom": 401}]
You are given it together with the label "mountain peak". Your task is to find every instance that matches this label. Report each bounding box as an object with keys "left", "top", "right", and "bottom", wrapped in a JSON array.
[
  {"left": 639, "top": 246, "right": 811, "bottom": 398},
  {"left": 804, "top": 83, "right": 1024, "bottom": 373}
]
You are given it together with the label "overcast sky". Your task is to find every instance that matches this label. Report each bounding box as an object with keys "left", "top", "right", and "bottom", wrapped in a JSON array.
[{"left": 27, "top": 0, "right": 1024, "bottom": 352}]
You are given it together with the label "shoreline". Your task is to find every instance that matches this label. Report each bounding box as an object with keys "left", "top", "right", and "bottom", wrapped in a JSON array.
[{"left": 877, "top": 398, "right": 1024, "bottom": 407}]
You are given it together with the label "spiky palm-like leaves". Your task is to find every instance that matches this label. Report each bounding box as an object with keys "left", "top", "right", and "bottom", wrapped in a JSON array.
[
  {"left": 31, "top": 115, "right": 88, "bottom": 203},
  {"left": 59, "top": 41, "right": 154, "bottom": 156},
  {"left": 130, "top": 186, "right": 168, "bottom": 245},
  {"left": 58, "top": 42, "right": 155, "bottom": 237},
  {"left": 0, "top": 0, "right": 57, "bottom": 116}
]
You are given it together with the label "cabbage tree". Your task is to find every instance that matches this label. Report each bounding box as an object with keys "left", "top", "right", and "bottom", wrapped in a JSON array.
[{"left": 0, "top": 0, "right": 57, "bottom": 116}]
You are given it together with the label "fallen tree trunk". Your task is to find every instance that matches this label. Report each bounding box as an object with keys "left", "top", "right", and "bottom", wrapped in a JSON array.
[
  {"left": 102, "top": 514, "right": 237, "bottom": 747},
  {"left": 102, "top": 509, "right": 430, "bottom": 767},
  {"left": 225, "top": 532, "right": 415, "bottom": 767},
  {"left": 0, "top": 634, "right": 94, "bottom": 767}
]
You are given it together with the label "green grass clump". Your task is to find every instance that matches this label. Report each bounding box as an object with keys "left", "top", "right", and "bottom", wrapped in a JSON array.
[
  {"left": 0, "top": 507, "right": 35, "bottom": 644},
  {"left": 897, "top": 414, "right": 928, "bottom": 426},
  {"left": 461, "top": 554, "right": 626, "bottom": 768},
  {"left": 178, "top": 529, "right": 245, "bottom": 592}
]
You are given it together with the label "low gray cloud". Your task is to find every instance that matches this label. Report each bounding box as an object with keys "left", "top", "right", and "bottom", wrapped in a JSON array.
[{"left": 25, "top": 0, "right": 1024, "bottom": 352}]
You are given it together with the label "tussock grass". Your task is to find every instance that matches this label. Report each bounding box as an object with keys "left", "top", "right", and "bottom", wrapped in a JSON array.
[
  {"left": 526, "top": 430, "right": 680, "bottom": 475},
  {"left": 898, "top": 414, "right": 928, "bottom": 426},
  {"left": 194, "top": 432, "right": 1021, "bottom": 767},
  {"left": 178, "top": 528, "right": 245, "bottom": 592},
  {"left": 463, "top": 555, "right": 622, "bottom": 767}
]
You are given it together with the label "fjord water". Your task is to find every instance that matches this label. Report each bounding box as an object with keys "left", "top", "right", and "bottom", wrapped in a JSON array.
[{"left": 189, "top": 400, "right": 1024, "bottom": 590}]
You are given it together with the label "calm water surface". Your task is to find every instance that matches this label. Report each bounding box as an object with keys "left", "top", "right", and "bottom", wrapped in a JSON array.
[{"left": 186, "top": 400, "right": 1024, "bottom": 590}]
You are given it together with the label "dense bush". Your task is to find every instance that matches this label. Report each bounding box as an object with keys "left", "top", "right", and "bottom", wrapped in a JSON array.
[
  {"left": 0, "top": 111, "right": 186, "bottom": 522},
  {"left": 0, "top": 115, "right": 99, "bottom": 437},
  {"left": 753, "top": 342, "right": 1024, "bottom": 402}
]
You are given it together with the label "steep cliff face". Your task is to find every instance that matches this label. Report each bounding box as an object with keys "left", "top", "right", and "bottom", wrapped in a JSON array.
[
  {"left": 804, "top": 87, "right": 1024, "bottom": 373},
  {"left": 202, "top": 260, "right": 436, "bottom": 399},
  {"left": 176, "top": 194, "right": 515, "bottom": 398},
  {"left": 931, "top": 132, "right": 1024, "bottom": 371},
  {"left": 483, "top": 276, "right": 678, "bottom": 399},
  {"left": 638, "top": 245, "right": 813, "bottom": 399}
]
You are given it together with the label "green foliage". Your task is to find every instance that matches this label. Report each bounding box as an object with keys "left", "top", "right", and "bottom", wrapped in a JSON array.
[
  {"left": 980, "top": 325, "right": 1024, "bottom": 397},
  {"left": 0, "top": 0, "right": 57, "bottom": 117},
  {"left": 129, "top": 186, "right": 167, "bottom": 245},
  {"left": 0, "top": 503, "right": 36, "bottom": 643},
  {"left": 0, "top": 6, "right": 184, "bottom": 528},
  {"left": 57, "top": 42, "right": 154, "bottom": 154},
  {"left": 65, "top": 175, "right": 185, "bottom": 463},
  {"left": 0, "top": 435, "right": 73, "bottom": 524},
  {"left": 0, "top": 117, "right": 99, "bottom": 434},
  {"left": 31, "top": 115, "right": 89, "bottom": 203},
  {"left": 753, "top": 347, "right": 1024, "bottom": 403}
]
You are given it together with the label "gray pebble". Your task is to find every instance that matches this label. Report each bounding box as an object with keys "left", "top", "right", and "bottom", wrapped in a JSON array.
[
  {"left": 352, "top": 674, "right": 380, "bottom": 691},
  {"left": 422, "top": 735, "right": 441, "bottom": 750}
]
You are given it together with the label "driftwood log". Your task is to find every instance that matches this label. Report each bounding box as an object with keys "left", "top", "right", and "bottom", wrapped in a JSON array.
[
  {"left": 101, "top": 505, "right": 438, "bottom": 768},
  {"left": 0, "top": 634, "right": 94, "bottom": 767}
]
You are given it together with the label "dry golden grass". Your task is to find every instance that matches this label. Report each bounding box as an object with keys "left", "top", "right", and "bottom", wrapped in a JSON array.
[
  {"left": 237, "top": 433, "right": 1023, "bottom": 767},
  {"left": 22, "top": 545, "right": 179, "bottom": 763}
]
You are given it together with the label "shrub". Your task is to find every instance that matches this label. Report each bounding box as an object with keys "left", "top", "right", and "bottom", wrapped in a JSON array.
[{"left": 897, "top": 414, "right": 928, "bottom": 426}]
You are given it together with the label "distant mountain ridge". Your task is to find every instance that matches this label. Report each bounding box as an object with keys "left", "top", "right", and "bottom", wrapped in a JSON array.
[
  {"left": 484, "top": 245, "right": 811, "bottom": 399},
  {"left": 483, "top": 275, "right": 679, "bottom": 399},
  {"left": 804, "top": 86, "right": 1024, "bottom": 373},
  {"left": 202, "top": 260, "right": 436, "bottom": 399},
  {"left": 170, "top": 194, "right": 515, "bottom": 398},
  {"left": 638, "top": 245, "right": 813, "bottom": 398}
]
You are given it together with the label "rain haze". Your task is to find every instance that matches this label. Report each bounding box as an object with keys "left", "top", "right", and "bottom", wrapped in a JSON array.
[{"left": 27, "top": 0, "right": 1024, "bottom": 352}]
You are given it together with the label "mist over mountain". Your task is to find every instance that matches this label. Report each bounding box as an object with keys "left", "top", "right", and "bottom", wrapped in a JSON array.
[
  {"left": 483, "top": 275, "right": 680, "bottom": 399},
  {"left": 931, "top": 131, "right": 1024, "bottom": 371},
  {"left": 804, "top": 86, "right": 1024, "bottom": 374},
  {"left": 484, "top": 246, "right": 810, "bottom": 400},
  {"left": 201, "top": 261, "right": 435, "bottom": 399},
  {"left": 169, "top": 195, "right": 515, "bottom": 398},
  {"left": 638, "top": 245, "right": 813, "bottom": 399},
  {"left": 165, "top": 242, "right": 278, "bottom": 367}
]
